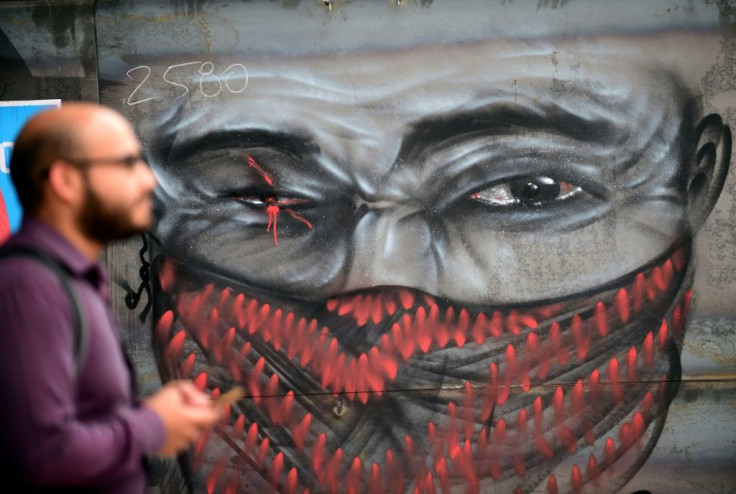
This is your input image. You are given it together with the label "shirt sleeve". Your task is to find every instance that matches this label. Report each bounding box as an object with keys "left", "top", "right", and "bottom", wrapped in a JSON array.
[{"left": 0, "top": 260, "right": 166, "bottom": 488}]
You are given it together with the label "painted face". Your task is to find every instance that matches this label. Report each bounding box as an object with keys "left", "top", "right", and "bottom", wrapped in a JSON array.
[{"left": 139, "top": 37, "right": 725, "bottom": 494}]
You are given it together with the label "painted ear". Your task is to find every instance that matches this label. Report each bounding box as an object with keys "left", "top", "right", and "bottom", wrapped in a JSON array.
[{"left": 687, "top": 114, "right": 731, "bottom": 231}]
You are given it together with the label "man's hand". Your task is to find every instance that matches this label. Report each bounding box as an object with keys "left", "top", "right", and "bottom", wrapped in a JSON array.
[{"left": 144, "top": 380, "right": 221, "bottom": 457}]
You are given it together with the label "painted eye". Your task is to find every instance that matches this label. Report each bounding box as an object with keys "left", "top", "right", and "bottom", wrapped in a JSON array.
[
  {"left": 233, "top": 193, "right": 310, "bottom": 208},
  {"left": 471, "top": 176, "right": 581, "bottom": 207}
]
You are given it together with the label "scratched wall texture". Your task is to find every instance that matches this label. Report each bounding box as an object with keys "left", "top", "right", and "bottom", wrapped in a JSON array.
[{"left": 1, "top": 1, "right": 735, "bottom": 493}]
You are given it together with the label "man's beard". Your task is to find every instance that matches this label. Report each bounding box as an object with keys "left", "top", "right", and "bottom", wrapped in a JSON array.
[{"left": 76, "top": 181, "right": 149, "bottom": 244}]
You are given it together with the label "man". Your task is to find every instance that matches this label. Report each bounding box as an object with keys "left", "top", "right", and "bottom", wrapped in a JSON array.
[{"left": 0, "top": 103, "right": 221, "bottom": 493}]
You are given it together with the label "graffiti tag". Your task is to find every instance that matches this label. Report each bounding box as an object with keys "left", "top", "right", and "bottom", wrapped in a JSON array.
[{"left": 126, "top": 62, "right": 248, "bottom": 106}]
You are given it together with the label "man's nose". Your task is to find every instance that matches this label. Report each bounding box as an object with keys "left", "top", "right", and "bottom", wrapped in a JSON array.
[
  {"left": 341, "top": 205, "right": 440, "bottom": 294},
  {"left": 137, "top": 160, "right": 158, "bottom": 190}
]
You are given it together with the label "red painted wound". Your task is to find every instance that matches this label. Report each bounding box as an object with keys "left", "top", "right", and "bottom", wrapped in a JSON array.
[{"left": 246, "top": 155, "right": 274, "bottom": 185}]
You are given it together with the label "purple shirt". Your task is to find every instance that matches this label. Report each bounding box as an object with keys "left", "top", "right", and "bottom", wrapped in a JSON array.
[{"left": 0, "top": 217, "right": 165, "bottom": 493}]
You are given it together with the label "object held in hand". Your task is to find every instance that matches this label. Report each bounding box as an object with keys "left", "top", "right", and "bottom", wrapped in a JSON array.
[{"left": 212, "top": 386, "right": 245, "bottom": 408}]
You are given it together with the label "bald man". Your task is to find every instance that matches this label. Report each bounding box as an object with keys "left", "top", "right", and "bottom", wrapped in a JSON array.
[{"left": 0, "top": 103, "right": 220, "bottom": 493}]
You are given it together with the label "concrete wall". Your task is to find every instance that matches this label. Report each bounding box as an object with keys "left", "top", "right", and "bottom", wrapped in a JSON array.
[{"left": 1, "top": 1, "right": 734, "bottom": 493}]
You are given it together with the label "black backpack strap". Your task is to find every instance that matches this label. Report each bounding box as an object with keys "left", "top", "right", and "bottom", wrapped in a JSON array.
[{"left": 0, "top": 245, "right": 89, "bottom": 373}]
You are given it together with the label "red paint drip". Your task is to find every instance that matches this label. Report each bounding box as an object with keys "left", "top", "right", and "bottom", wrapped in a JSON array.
[
  {"left": 586, "top": 453, "right": 600, "bottom": 482},
  {"left": 181, "top": 352, "right": 196, "bottom": 378},
  {"left": 257, "top": 437, "right": 270, "bottom": 467},
  {"left": 206, "top": 459, "right": 225, "bottom": 494},
  {"left": 616, "top": 288, "right": 630, "bottom": 324},
  {"left": 594, "top": 301, "right": 608, "bottom": 337},
  {"left": 158, "top": 259, "right": 177, "bottom": 293},
  {"left": 193, "top": 371, "right": 208, "bottom": 392},
  {"left": 507, "top": 310, "right": 521, "bottom": 335},
  {"left": 559, "top": 426, "right": 577, "bottom": 453},
  {"left": 550, "top": 322, "right": 567, "bottom": 365},
  {"left": 553, "top": 386, "right": 564, "bottom": 424},
  {"left": 464, "top": 381, "right": 475, "bottom": 440},
  {"left": 312, "top": 433, "right": 327, "bottom": 478},
  {"left": 640, "top": 391, "right": 653, "bottom": 420},
  {"left": 284, "top": 208, "right": 313, "bottom": 229},
  {"left": 608, "top": 358, "right": 622, "bottom": 402},
  {"left": 399, "top": 289, "right": 415, "bottom": 310},
  {"left": 627, "top": 346, "right": 638, "bottom": 381},
  {"left": 269, "top": 452, "right": 284, "bottom": 487},
  {"left": 434, "top": 455, "right": 450, "bottom": 494},
  {"left": 247, "top": 155, "right": 274, "bottom": 186},
  {"left": 166, "top": 330, "right": 186, "bottom": 362},
  {"left": 604, "top": 437, "right": 617, "bottom": 465},
  {"left": 224, "top": 473, "right": 240, "bottom": 494},
  {"left": 473, "top": 312, "right": 487, "bottom": 344},
  {"left": 245, "top": 423, "right": 258, "bottom": 450},
  {"left": 156, "top": 310, "right": 175, "bottom": 341},
  {"left": 658, "top": 318, "right": 668, "bottom": 351},
  {"left": 477, "top": 427, "right": 488, "bottom": 461},
  {"left": 347, "top": 457, "right": 362, "bottom": 494},
  {"left": 494, "top": 418, "right": 507, "bottom": 446},
  {"left": 672, "top": 247, "right": 686, "bottom": 272},
  {"left": 571, "top": 464, "right": 583, "bottom": 494},
  {"left": 571, "top": 313, "right": 588, "bottom": 360},
  {"left": 325, "top": 448, "right": 343, "bottom": 494},
  {"left": 620, "top": 422, "right": 633, "bottom": 449},
  {"left": 371, "top": 463, "right": 385, "bottom": 494},
  {"left": 572, "top": 379, "right": 584, "bottom": 415},
  {"left": 285, "top": 468, "right": 298, "bottom": 494},
  {"left": 266, "top": 203, "right": 280, "bottom": 246},
  {"left": 490, "top": 311, "right": 503, "bottom": 337},
  {"left": 232, "top": 414, "right": 245, "bottom": 437},
  {"left": 633, "top": 272, "right": 645, "bottom": 314}
]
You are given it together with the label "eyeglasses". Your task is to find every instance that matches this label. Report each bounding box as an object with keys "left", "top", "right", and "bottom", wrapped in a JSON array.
[{"left": 67, "top": 152, "right": 149, "bottom": 169}]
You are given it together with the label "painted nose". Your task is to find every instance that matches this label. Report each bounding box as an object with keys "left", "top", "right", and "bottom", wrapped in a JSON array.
[{"left": 342, "top": 204, "right": 439, "bottom": 294}]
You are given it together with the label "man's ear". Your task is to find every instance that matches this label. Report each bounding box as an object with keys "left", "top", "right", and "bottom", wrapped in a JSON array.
[
  {"left": 46, "top": 160, "right": 84, "bottom": 207},
  {"left": 687, "top": 114, "right": 731, "bottom": 231}
]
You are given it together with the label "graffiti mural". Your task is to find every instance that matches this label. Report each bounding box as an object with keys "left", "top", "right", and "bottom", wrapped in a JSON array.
[{"left": 92, "top": 1, "right": 733, "bottom": 493}]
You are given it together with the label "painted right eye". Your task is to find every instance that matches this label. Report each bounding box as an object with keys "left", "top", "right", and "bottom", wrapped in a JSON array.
[{"left": 471, "top": 176, "right": 582, "bottom": 208}]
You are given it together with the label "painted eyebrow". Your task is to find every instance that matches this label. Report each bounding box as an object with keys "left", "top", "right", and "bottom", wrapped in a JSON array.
[
  {"left": 167, "top": 129, "right": 318, "bottom": 163},
  {"left": 399, "top": 102, "right": 622, "bottom": 157}
]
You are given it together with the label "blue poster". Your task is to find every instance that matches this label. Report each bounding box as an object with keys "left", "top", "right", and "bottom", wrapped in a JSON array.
[{"left": 0, "top": 100, "right": 61, "bottom": 239}]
